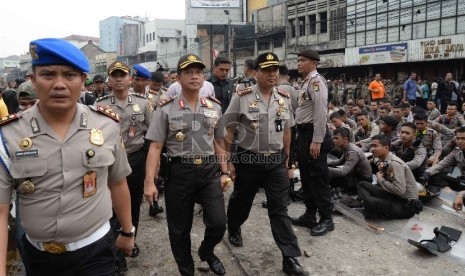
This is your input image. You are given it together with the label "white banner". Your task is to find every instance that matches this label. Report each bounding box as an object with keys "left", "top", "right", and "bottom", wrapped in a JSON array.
[{"left": 190, "top": 0, "right": 240, "bottom": 8}]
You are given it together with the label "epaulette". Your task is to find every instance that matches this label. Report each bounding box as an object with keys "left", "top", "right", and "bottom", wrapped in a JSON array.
[
  {"left": 92, "top": 105, "right": 120, "bottom": 122},
  {"left": 159, "top": 97, "right": 175, "bottom": 107},
  {"left": 207, "top": 96, "right": 221, "bottom": 105},
  {"left": 96, "top": 94, "right": 111, "bottom": 102},
  {"left": 132, "top": 92, "right": 147, "bottom": 99},
  {"left": 276, "top": 89, "right": 290, "bottom": 98},
  {"left": 0, "top": 114, "right": 21, "bottom": 126},
  {"left": 237, "top": 87, "right": 253, "bottom": 96},
  {"left": 148, "top": 89, "right": 158, "bottom": 95}
]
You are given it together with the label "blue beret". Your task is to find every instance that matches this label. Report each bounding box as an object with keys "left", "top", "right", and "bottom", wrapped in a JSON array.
[
  {"left": 133, "top": 64, "right": 151, "bottom": 79},
  {"left": 29, "top": 38, "right": 90, "bottom": 73}
]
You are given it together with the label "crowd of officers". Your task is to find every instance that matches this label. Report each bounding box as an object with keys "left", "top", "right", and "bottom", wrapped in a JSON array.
[{"left": 0, "top": 37, "right": 465, "bottom": 276}]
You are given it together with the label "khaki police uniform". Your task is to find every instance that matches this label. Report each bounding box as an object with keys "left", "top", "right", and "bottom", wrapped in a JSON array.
[
  {"left": 0, "top": 104, "right": 131, "bottom": 274},
  {"left": 294, "top": 69, "right": 334, "bottom": 221},
  {"left": 328, "top": 143, "right": 372, "bottom": 190},
  {"left": 426, "top": 148, "right": 465, "bottom": 192},
  {"left": 95, "top": 92, "right": 152, "bottom": 236},
  {"left": 146, "top": 92, "right": 226, "bottom": 276},
  {"left": 147, "top": 87, "right": 168, "bottom": 111},
  {"left": 222, "top": 84, "right": 301, "bottom": 257},
  {"left": 391, "top": 140, "right": 427, "bottom": 181},
  {"left": 358, "top": 152, "right": 421, "bottom": 219}
]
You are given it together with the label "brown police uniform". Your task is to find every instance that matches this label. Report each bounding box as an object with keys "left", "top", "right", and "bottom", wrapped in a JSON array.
[
  {"left": 426, "top": 148, "right": 465, "bottom": 192},
  {"left": 145, "top": 53, "right": 226, "bottom": 276},
  {"left": 0, "top": 104, "right": 131, "bottom": 270},
  {"left": 358, "top": 152, "right": 422, "bottom": 219},
  {"left": 95, "top": 91, "right": 152, "bottom": 237}
]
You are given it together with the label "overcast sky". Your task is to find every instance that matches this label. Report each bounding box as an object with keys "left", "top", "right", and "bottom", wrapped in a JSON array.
[{"left": 0, "top": 0, "right": 186, "bottom": 58}]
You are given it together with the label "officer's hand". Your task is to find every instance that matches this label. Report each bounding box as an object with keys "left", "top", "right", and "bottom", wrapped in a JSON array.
[
  {"left": 453, "top": 194, "right": 463, "bottom": 212},
  {"left": 431, "top": 157, "right": 440, "bottom": 166},
  {"left": 228, "top": 163, "right": 236, "bottom": 181},
  {"left": 144, "top": 179, "right": 159, "bottom": 207},
  {"left": 288, "top": 167, "right": 295, "bottom": 179},
  {"left": 115, "top": 235, "right": 135, "bottom": 256},
  {"left": 309, "top": 142, "right": 321, "bottom": 159},
  {"left": 221, "top": 175, "right": 232, "bottom": 191}
]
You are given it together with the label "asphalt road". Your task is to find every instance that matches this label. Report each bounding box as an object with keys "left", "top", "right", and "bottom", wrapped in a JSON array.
[{"left": 8, "top": 187, "right": 465, "bottom": 276}]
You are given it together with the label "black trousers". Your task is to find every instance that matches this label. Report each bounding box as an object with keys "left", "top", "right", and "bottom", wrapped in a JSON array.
[
  {"left": 428, "top": 173, "right": 465, "bottom": 192},
  {"left": 127, "top": 148, "right": 146, "bottom": 236},
  {"left": 297, "top": 124, "right": 333, "bottom": 219},
  {"left": 358, "top": 181, "right": 418, "bottom": 219},
  {"left": 227, "top": 150, "right": 301, "bottom": 257},
  {"left": 165, "top": 162, "right": 226, "bottom": 276},
  {"left": 23, "top": 230, "right": 116, "bottom": 276}
]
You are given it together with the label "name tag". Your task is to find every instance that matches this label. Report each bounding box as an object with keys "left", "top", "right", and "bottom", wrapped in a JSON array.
[{"left": 15, "top": 149, "right": 39, "bottom": 158}]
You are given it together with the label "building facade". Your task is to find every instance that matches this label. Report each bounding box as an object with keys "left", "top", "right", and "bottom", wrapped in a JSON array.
[{"left": 345, "top": 0, "right": 465, "bottom": 81}]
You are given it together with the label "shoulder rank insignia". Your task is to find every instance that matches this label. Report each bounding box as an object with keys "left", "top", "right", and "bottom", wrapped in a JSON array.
[
  {"left": 0, "top": 114, "right": 20, "bottom": 126},
  {"left": 132, "top": 92, "right": 147, "bottom": 99},
  {"left": 207, "top": 96, "right": 221, "bottom": 105},
  {"left": 276, "top": 89, "right": 290, "bottom": 98},
  {"left": 237, "top": 87, "right": 253, "bottom": 97},
  {"left": 96, "top": 94, "right": 111, "bottom": 102},
  {"left": 93, "top": 105, "right": 120, "bottom": 122},
  {"left": 159, "top": 97, "right": 176, "bottom": 107}
]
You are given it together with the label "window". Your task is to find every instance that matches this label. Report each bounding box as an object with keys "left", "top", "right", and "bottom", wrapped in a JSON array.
[
  {"left": 289, "top": 19, "right": 296, "bottom": 38},
  {"left": 298, "top": 16, "right": 306, "bottom": 36},
  {"left": 320, "top": 11, "right": 327, "bottom": 33},
  {"left": 309, "top": 14, "right": 317, "bottom": 35}
]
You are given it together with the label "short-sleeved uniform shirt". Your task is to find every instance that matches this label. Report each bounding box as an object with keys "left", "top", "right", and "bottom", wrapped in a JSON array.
[
  {"left": 145, "top": 93, "right": 222, "bottom": 157},
  {"left": 95, "top": 92, "right": 152, "bottom": 154},
  {"left": 0, "top": 103, "right": 131, "bottom": 243},
  {"left": 221, "top": 85, "right": 294, "bottom": 154}
]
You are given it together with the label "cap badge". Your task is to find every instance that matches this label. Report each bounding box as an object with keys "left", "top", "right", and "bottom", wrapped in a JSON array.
[
  {"left": 30, "top": 44, "right": 39, "bottom": 60},
  {"left": 266, "top": 53, "right": 274, "bottom": 61},
  {"left": 188, "top": 55, "right": 197, "bottom": 61}
]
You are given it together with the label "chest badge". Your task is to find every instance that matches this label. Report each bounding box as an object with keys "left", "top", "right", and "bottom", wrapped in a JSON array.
[
  {"left": 175, "top": 131, "right": 185, "bottom": 142},
  {"left": 133, "top": 104, "right": 141, "bottom": 113},
  {"left": 22, "top": 180, "right": 35, "bottom": 194},
  {"left": 19, "top": 137, "right": 33, "bottom": 150},
  {"left": 90, "top": 129, "right": 104, "bottom": 146}
]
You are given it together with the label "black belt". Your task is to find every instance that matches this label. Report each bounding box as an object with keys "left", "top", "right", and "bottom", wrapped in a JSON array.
[
  {"left": 296, "top": 123, "right": 314, "bottom": 131},
  {"left": 170, "top": 155, "right": 216, "bottom": 165}
]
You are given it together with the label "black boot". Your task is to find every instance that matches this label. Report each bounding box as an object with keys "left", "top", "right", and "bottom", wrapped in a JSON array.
[
  {"left": 282, "top": 257, "right": 309, "bottom": 276},
  {"left": 228, "top": 227, "right": 243, "bottom": 247},
  {"left": 290, "top": 214, "right": 317, "bottom": 229},
  {"left": 310, "top": 217, "right": 335, "bottom": 236}
]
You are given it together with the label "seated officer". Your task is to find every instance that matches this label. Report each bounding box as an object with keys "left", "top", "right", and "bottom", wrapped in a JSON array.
[
  {"left": 379, "top": 115, "right": 400, "bottom": 143},
  {"left": 354, "top": 112, "right": 380, "bottom": 152},
  {"left": 412, "top": 113, "right": 442, "bottom": 166},
  {"left": 426, "top": 126, "right": 465, "bottom": 193},
  {"left": 328, "top": 128, "right": 372, "bottom": 193},
  {"left": 0, "top": 38, "right": 134, "bottom": 276},
  {"left": 391, "top": 122, "right": 427, "bottom": 181},
  {"left": 357, "top": 134, "right": 422, "bottom": 219},
  {"left": 329, "top": 111, "right": 354, "bottom": 142}
]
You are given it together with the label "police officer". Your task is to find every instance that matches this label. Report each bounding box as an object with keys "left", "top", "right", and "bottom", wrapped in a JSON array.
[
  {"left": 93, "top": 74, "right": 108, "bottom": 98},
  {"left": 235, "top": 58, "right": 256, "bottom": 92},
  {"left": 291, "top": 49, "right": 334, "bottom": 237},
  {"left": 144, "top": 54, "right": 228, "bottom": 276},
  {"left": 148, "top": 71, "right": 168, "bottom": 110},
  {"left": 426, "top": 126, "right": 465, "bottom": 193},
  {"left": 130, "top": 64, "right": 151, "bottom": 97},
  {"left": 221, "top": 52, "right": 308, "bottom": 276},
  {"left": 412, "top": 113, "right": 442, "bottom": 166},
  {"left": 95, "top": 61, "right": 152, "bottom": 260},
  {"left": 0, "top": 38, "right": 134, "bottom": 275},
  {"left": 358, "top": 134, "right": 422, "bottom": 219}
]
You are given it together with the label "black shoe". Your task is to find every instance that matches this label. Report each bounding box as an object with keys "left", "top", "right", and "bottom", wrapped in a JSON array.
[
  {"left": 148, "top": 202, "right": 164, "bottom": 217},
  {"left": 262, "top": 200, "right": 268, "bottom": 208},
  {"left": 115, "top": 250, "right": 128, "bottom": 275},
  {"left": 282, "top": 257, "right": 309, "bottom": 276},
  {"left": 290, "top": 215, "right": 317, "bottom": 229},
  {"left": 130, "top": 243, "right": 140, "bottom": 258},
  {"left": 199, "top": 253, "right": 226, "bottom": 276},
  {"left": 311, "top": 218, "right": 335, "bottom": 236},
  {"left": 228, "top": 228, "right": 243, "bottom": 247}
]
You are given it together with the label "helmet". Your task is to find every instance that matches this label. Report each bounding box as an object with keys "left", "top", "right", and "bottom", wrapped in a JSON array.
[{"left": 417, "top": 182, "right": 426, "bottom": 196}]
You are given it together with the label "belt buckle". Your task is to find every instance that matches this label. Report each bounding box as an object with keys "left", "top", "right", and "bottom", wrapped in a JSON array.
[
  {"left": 193, "top": 158, "right": 203, "bottom": 165},
  {"left": 43, "top": 242, "right": 67, "bottom": 254}
]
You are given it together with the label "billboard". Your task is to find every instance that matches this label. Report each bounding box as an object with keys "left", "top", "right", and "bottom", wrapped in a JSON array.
[
  {"left": 358, "top": 43, "right": 408, "bottom": 65},
  {"left": 409, "top": 34, "right": 465, "bottom": 62},
  {"left": 191, "top": 0, "right": 240, "bottom": 8}
]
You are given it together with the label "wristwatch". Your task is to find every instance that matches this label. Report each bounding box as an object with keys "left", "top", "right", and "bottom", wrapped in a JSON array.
[
  {"left": 118, "top": 226, "right": 136, "bottom": 237},
  {"left": 220, "top": 171, "right": 230, "bottom": 177}
]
